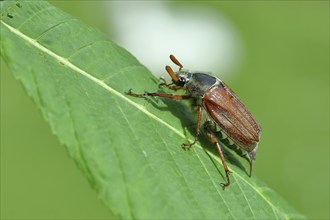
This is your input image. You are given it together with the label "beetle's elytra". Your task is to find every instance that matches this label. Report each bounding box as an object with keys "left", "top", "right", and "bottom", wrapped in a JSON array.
[{"left": 128, "top": 55, "right": 261, "bottom": 189}]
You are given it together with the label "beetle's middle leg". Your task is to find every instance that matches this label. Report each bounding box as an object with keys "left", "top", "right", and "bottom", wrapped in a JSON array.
[{"left": 181, "top": 105, "right": 202, "bottom": 149}]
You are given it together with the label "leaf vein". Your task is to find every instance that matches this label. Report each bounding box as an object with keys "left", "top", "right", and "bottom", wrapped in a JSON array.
[
  {"left": 115, "top": 101, "right": 176, "bottom": 215},
  {"left": 149, "top": 118, "right": 207, "bottom": 217},
  {"left": 234, "top": 175, "right": 256, "bottom": 219},
  {"left": 192, "top": 147, "right": 235, "bottom": 218},
  {"left": 35, "top": 17, "right": 76, "bottom": 41},
  {"left": 66, "top": 40, "right": 105, "bottom": 60},
  {"left": 17, "top": 5, "right": 55, "bottom": 30}
]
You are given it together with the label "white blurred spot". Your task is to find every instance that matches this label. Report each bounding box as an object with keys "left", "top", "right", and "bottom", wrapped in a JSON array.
[{"left": 107, "top": 2, "right": 244, "bottom": 78}]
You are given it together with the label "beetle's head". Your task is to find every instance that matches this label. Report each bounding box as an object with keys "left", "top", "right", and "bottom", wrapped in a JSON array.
[
  {"left": 165, "top": 54, "right": 192, "bottom": 87},
  {"left": 174, "top": 69, "right": 192, "bottom": 87}
]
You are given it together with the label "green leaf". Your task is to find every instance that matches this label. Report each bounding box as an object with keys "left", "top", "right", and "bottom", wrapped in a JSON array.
[{"left": 0, "top": 1, "right": 305, "bottom": 219}]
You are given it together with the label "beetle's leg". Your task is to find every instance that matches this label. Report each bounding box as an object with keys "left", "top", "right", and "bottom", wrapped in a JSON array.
[
  {"left": 159, "top": 77, "right": 182, "bottom": 91},
  {"left": 159, "top": 77, "right": 169, "bottom": 86},
  {"left": 204, "top": 122, "right": 231, "bottom": 189},
  {"left": 127, "top": 89, "right": 191, "bottom": 100},
  {"left": 181, "top": 105, "right": 202, "bottom": 149}
]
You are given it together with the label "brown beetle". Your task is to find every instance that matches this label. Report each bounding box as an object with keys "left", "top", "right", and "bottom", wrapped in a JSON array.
[{"left": 128, "top": 55, "right": 261, "bottom": 188}]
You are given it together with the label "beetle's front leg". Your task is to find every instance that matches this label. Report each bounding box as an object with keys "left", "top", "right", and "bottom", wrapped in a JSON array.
[
  {"left": 127, "top": 89, "right": 191, "bottom": 100},
  {"left": 158, "top": 77, "right": 182, "bottom": 91}
]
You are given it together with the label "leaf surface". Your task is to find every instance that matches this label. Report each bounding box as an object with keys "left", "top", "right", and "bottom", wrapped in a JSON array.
[{"left": 0, "top": 1, "right": 305, "bottom": 219}]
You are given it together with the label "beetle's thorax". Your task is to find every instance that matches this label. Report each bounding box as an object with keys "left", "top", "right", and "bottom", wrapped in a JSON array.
[{"left": 184, "top": 72, "right": 219, "bottom": 97}]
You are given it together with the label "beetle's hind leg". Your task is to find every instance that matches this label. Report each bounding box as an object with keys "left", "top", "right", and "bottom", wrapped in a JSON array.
[{"left": 204, "top": 121, "right": 231, "bottom": 189}]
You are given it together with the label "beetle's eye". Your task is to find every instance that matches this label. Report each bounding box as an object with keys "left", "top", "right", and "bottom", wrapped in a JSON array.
[{"left": 175, "top": 76, "right": 186, "bottom": 87}]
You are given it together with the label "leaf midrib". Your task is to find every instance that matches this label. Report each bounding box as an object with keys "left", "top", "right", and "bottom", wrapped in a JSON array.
[{"left": 1, "top": 19, "right": 286, "bottom": 219}]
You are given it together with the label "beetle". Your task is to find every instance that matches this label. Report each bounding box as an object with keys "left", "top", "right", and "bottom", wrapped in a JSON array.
[{"left": 128, "top": 55, "right": 261, "bottom": 188}]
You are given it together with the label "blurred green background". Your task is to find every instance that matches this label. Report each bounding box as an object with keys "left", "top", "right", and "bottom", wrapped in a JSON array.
[{"left": 1, "top": 1, "right": 329, "bottom": 219}]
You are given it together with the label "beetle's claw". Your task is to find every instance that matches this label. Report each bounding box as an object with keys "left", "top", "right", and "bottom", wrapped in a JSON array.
[
  {"left": 126, "top": 89, "right": 133, "bottom": 95},
  {"left": 181, "top": 143, "right": 192, "bottom": 150},
  {"left": 220, "top": 183, "right": 226, "bottom": 190},
  {"left": 220, "top": 181, "right": 230, "bottom": 190}
]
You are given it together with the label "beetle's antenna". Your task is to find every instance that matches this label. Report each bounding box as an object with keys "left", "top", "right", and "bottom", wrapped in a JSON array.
[
  {"left": 169, "top": 54, "right": 183, "bottom": 70},
  {"left": 165, "top": 65, "right": 178, "bottom": 82}
]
